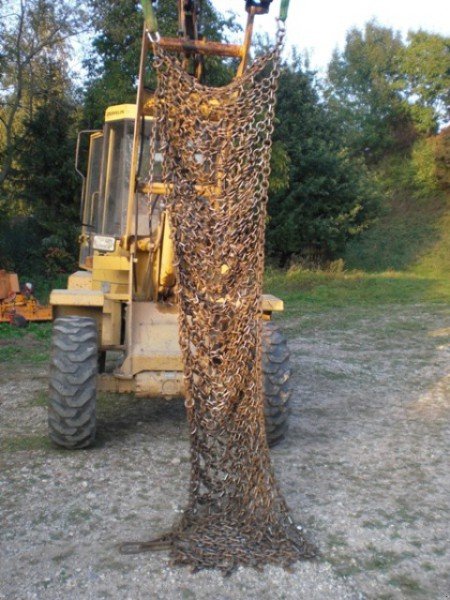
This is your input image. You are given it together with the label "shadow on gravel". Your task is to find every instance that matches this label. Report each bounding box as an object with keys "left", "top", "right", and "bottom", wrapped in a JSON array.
[{"left": 95, "top": 394, "right": 188, "bottom": 448}]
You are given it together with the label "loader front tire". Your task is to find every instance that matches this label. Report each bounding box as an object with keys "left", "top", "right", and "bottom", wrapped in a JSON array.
[
  {"left": 262, "top": 320, "right": 291, "bottom": 447},
  {"left": 48, "top": 317, "right": 98, "bottom": 449}
]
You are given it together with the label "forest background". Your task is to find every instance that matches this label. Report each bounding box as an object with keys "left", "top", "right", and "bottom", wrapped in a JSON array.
[{"left": 0, "top": 0, "right": 449, "bottom": 298}]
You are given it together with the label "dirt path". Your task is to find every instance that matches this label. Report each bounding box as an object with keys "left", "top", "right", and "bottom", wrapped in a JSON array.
[{"left": 1, "top": 303, "right": 449, "bottom": 599}]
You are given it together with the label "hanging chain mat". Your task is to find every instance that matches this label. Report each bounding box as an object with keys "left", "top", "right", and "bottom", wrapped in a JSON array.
[{"left": 120, "top": 25, "right": 317, "bottom": 573}]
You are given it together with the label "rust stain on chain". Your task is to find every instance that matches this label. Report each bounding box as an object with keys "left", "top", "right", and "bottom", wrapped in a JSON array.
[{"left": 122, "top": 26, "right": 317, "bottom": 572}]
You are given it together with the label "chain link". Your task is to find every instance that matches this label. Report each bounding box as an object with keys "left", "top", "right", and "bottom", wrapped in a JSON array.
[{"left": 124, "top": 24, "right": 316, "bottom": 572}]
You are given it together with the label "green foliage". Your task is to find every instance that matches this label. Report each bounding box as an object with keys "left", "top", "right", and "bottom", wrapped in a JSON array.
[
  {"left": 0, "top": 321, "right": 52, "bottom": 341},
  {"left": 0, "top": 0, "right": 83, "bottom": 187},
  {"left": 408, "top": 104, "right": 436, "bottom": 137},
  {"left": 82, "top": 0, "right": 148, "bottom": 126},
  {"left": 344, "top": 143, "right": 448, "bottom": 274},
  {"left": 0, "top": 211, "right": 73, "bottom": 290},
  {"left": 0, "top": 0, "right": 82, "bottom": 276},
  {"left": 323, "top": 23, "right": 450, "bottom": 279},
  {"left": 413, "top": 213, "right": 450, "bottom": 279},
  {"left": 0, "top": 214, "right": 77, "bottom": 279},
  {"left": 326, "top": 23, "right": 450, "bottom": 159},
  {"left": 401, "top": 31, "right": 450, "bottom": 126},
  {"left": 344, "top": 212, "right": 440, "bottom": 273},
  {"left": 326, "top": 22, "right": 413, "bottom": 159},
  {"left": 434, "top": 126, "right": 450, "bottom": 190},
  {"left": 0, "top": 215, "right": 52, "bottom": 274},
  {"left": 41, "top": 237, "right": 78, "bottom": 278},
  {"left": 411, "top": 138, "right": 438, "bottom": 194},
  {"left": 19, "top": 96, "right": 79, "bottom": 237},
  {"left": 267, "top": 58, "right": 382, "bottom": 266},
  {"left": 2, "top": 3, "right": 449, "bottom": 285},
  {"left": 269, "top": 141, "right": 291, "bottom": 194},
  {"left": 82, "top": 0, "right": 231, "bottom": 127},
  {"left": 27, "top": 273, "right": 69, "bottom": 304},
  {"left": 0, "top": 95, "right": 80, "bottom": 276}
]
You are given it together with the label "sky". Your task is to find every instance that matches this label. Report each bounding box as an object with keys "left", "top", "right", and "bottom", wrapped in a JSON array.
[{"left": 221, "top": 0, "right": 450, "bottom": 73}]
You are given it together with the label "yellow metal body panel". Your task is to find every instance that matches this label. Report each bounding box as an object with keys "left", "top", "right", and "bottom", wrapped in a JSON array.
[
  {"left": 92, "top": 270, "right": 128, "bottom": 287},
  {"left": 105, "top": 104, "right": 152, "bottom": 122},
  {"left": 98, "top": 371, "right": 184, "bottom": 397},
  {"left": 159, "top": 218, "right": 176, "bottom": 289},
  {"left": 105, "top": 293, "right": 130, "bottom": 301},
  {"left": 50, "top": 289, "right": 120, "bottom": 347},
  {"left": 102, "top": 298, "right": 122, "bottom": 346},
  {"left": 50, "top": 289, "right": 104, "bottom": 307},
  {"left": 121, "top": 353, "right": 183, "bottom": 373},
  {"left": 98, "top": 373, "right": 135, "bottom": 393},
  {"left": 117, "top": 302, "right": 183, "bottom": 376},
  {"left": 105, "top": 104, "right": 136, "bottom": 122},
  {"left": 261, "top": 294, "right": 284, "bottom": 312},
  {"left": 93, "top": 255, "right": 130, "bottom": 271},
  {"left": 113, "top": 294, "right": 283, "bottom": 380},
  {"left": 92, "top": 253, "right": 130, "bottom": 294},
  {"left": 68, "top": 271, "right": 93, "bottom": 290},
  {"left": 135, "top": 371, "right": 184, "bottom": 397}
]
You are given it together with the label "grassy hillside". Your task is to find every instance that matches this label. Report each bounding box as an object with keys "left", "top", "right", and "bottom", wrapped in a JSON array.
[
  {"left": 412, "top": 206, "right": 450, "bottom": 279},
  {"left": 265, "top": 267, "right": 450, "bottom": 317},
  {"left": 344, "top": 134, "right": 450, "bottom": 277},
  {"left": 266, "top": 132, "right": 450, "bottom": 314},
  {"left": 344, "top": 191, "right": 448, "bottom": 274}
]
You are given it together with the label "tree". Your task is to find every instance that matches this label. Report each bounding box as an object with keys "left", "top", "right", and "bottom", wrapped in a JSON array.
[
  {"left": 326, "top": 21, "right": 416, "bottom": 160},
  {"left": 0, "top": 1, "right": 84, "bottom": 275},
  {"left": 401, "top": 31, "right": 450, "bottom": 132},
  {"left": 83, "top": 0, "right": 232, "bottom": 127},
  {"left": 267, "top": 57, "right": 381, "bottom": 266},
  {"left": 19, "top": 95, "right": 78, "bottom": 233},
  {"left": 0, "top": 0, "right": 83, "bottom": 190}
]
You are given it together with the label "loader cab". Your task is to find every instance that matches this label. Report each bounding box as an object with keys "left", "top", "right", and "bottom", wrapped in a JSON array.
[{"left": 78, "top": 104, "right": 160, "bottom": 269}]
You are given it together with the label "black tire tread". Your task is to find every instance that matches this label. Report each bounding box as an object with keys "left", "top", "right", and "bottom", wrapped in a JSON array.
[
  {"left": 262, "top": 320, "right": 291, "bottom": 447},
  {"left": 48, "top": 317, "right": 97, "bottom": 449}
]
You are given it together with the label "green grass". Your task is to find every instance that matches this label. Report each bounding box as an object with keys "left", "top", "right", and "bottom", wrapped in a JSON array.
[
  {"left": 344, "top": 145, "right": 449, "bottom": 275},
  {"left": 265, "top": 267, "right": 450, "bottom": 317},
  {"left": 412, "top": 208, "right": 450, "bottom": 279},
  {"left": 0, "top": 321, "right": 52, "bottom": 341},
  {"left": 0, "top": 434, "right": 53, "bottom": 452},
  {"left": 29, "top": 390, "right": 48, "bottom": 407},
  {"left": 344, "top": 197, "right": 446, "bottom": 273},
  {"left": 388, "top": 574, "right": 425, "bottom": 595},
  {"left": 327, "top": 533, "right": 348, "bottom": 548},
  {"left": 0, "top": 322, "right": 52, "bottom": 363}
]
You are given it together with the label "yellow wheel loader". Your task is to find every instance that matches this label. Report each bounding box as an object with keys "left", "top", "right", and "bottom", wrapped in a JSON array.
[{"left": 48, "top": 0, "right": 291, "bottom": 449}]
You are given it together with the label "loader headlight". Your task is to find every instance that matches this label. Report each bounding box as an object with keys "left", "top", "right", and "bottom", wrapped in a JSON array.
[{"left": 93, "top": 235, "right": 116, "bottom": 252}]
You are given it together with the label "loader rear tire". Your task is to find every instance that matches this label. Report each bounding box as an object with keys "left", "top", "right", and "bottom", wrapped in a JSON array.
[
  {"left": 262, "top": 320, "right": 291, "bottom": 447},
  {"left": 48, "top": 317, "right": 98, "bottom": 449}
]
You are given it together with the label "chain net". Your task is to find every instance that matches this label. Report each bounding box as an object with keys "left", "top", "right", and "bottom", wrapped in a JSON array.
[{"left": 130, "top": 26, "right": 316, "bottom": 572}]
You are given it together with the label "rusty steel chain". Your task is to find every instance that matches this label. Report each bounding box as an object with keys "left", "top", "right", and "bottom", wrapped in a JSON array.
[{"left": 121, "top": 22, "right": 316, "bottom": 572}]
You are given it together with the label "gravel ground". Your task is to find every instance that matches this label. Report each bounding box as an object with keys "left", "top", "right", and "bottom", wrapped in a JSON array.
[{"left": 1, "top": 303, "right": 449, "bottom": 599}]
